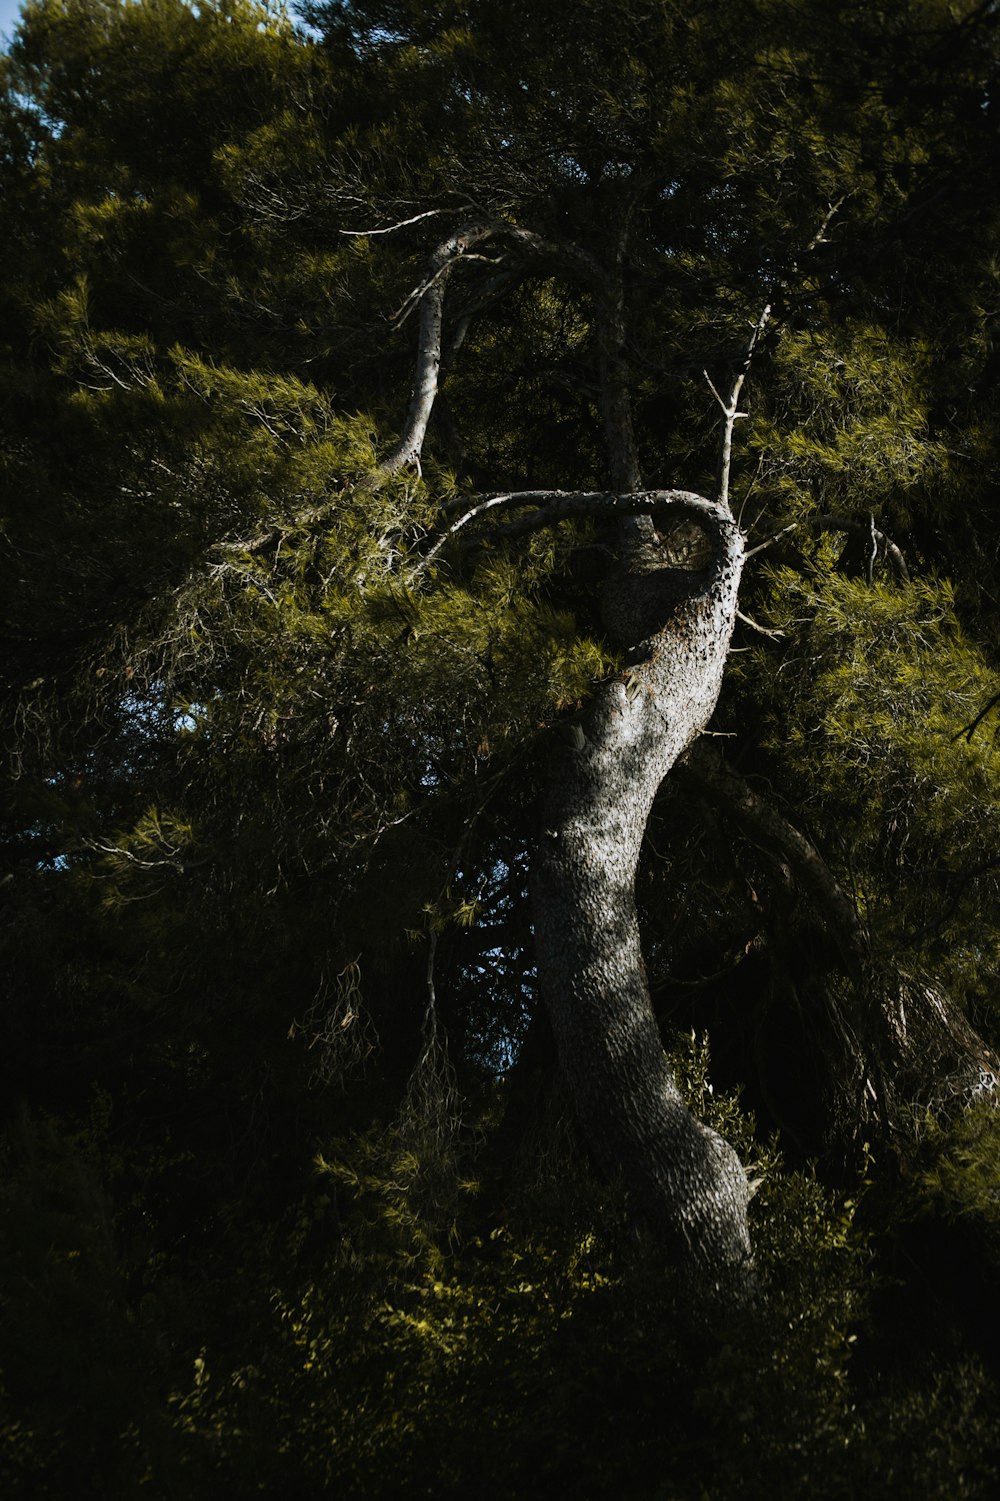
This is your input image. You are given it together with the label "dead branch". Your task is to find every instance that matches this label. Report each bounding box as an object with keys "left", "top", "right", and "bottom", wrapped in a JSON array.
[
  {"left": 744, "top": 512, "right": 910, "bottom": 582},
  {"left": 339, "top": 206, "right": 472, "bottom": 237},
  {"left": 706, "top": 302, "right": 772, "bottom": 512}
]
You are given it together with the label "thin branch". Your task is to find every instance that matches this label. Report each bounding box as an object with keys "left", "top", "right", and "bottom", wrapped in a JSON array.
[
  {"left": 409, "top": 487, "right": 735, "bottom": 580},
  {"left": 706, "top": 199, "right": 847, "bottom": 514},
  {"left": 339, "top": 206, "right": 471, "bottom": 238},
  {"left": 744, "top": 512, "right": 910, "bottom": 582},
  {"left": 803, "top": 195, "right": 848, "bottom": 256},
  {"left": 706, "top": 301, "right": 772, "bottom": 513},
  {"left": 953, "top": 690, "right": 1000, "bottom": 744},
  {"left": 388, "top": 259, "right": 457, "bottom": 328},
  {"left": 408, "top": 492, "right": 530, "bottom": 577},
  {"left": 736, "top": 608, "right": 785, "bottom": 639}
]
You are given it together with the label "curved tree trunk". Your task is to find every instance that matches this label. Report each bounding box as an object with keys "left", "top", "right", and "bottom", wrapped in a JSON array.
[
  {"left": 531, "top": 500, "right": 754, "bottom": 1297},
  {"left": 385, "top": 223, "right": 756, "bottom": 1296}
]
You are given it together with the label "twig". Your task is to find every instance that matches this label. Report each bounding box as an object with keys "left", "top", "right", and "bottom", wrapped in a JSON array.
[
  {"left": 736, "top": 608, "right": 785, "bottom": 639},
  {"left": 705, "top": 199, "right": 847, "bottom": 515},
  {"left": 744, "top": 513, "right": 909, "bottom": 582},
  {"left": 953, "top": 690, "right": 1000, "bottom": 744}
]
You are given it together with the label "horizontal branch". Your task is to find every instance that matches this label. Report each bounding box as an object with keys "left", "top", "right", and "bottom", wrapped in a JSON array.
[
  {"left": 491, "top": 489, "right": 731, "bottom": 543},
  {"left": 745, "top": 512, "right": 909, "bottom": 582},
  {"left": 338, "top": 206, "right": 472, "bottom": 238},
  {"left": 410, "top": 488, "right": 734, "bottom": 579}
]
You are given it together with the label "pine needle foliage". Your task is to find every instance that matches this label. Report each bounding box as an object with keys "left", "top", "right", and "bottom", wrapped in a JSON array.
[{"left": 5, "top": 0, "right": 1000, "bottom": 1493}]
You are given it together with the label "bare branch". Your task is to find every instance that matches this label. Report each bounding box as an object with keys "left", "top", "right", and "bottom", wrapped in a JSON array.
[
  {"left": 735, "top": 608, "right": 785, "bottom": 639},
  {"left": 707, "top": 199, "right": 847, "bottom": 513},
  {"left": 339, "top": 207, "right": 471, "bottom": 238},
  {"left": 408, "top": 492, "right": 535, "bottom": 577},
  {"left": 803, "top": 195, "right": 848, "bottom": 256},
  {"left": 378, "top": 219, "right": 504, "bottom": 477},
  {"left": 744, "top": 512, "right": 910, "bottom": 582},
  {"left": 707, "top": 302, "right": 772, "bottom": 513},
  {"left": 410, "top": 487, "right": 736, "bottom": 580},
  {"left": 388, "top": 259, "right": 457, "bottom": 329},
  {"left": 501, "top": 224, "right": 604, "bottom": 289}
]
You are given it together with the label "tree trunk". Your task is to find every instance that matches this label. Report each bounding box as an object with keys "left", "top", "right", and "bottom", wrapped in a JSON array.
[
  {"left": 386, "top": 224, "right": 755, "bottom": 1295},
  {"left": 531, "top": 499, "right": 754, "bottom": 1297}
]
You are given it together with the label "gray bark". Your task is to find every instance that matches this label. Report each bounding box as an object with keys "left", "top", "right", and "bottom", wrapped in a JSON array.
[
  {"left": 531, "top": 498, "right": 754, "bottom": 1298},
  {"left": 379, "top": 220, "right": 501, "bottom": 477},
  {"left": 387, "top": 224, "right": 755, "bottom": 1297}
]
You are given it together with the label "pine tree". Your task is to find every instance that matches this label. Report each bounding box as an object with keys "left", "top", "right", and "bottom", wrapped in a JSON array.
[{"left": 5, "top": 0, "right": 1000, "bottom": 1308}]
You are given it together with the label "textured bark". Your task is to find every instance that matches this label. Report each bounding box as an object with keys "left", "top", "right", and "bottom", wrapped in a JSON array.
[
  {"left": 385, "top": 221, "right": 755, "bottom": 1295},
  {"left": 379, "top": 220, "right": 501, "bottom": 477},
  {"left": 531, "top": 499, "right": 754, "bottom": 1296}
]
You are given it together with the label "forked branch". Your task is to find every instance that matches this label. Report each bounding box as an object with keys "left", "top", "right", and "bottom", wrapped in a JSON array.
[
  {"left": 378, "top": 219, "right": 503, "bottom": 477},
  {"left": 745, "top": 512, "right": 909, "bottom": 582},
  {"left": 705, "top": 301, "right": 772, "bottom": 511}
]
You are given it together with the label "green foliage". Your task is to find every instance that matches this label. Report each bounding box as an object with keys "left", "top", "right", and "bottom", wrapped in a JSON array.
[
  {"left": 909, "top": 1101, "right": 1000, "bottom": 1225},
  {"left": 5, "top": 0, "right": 1000, "bottom": 1494},
  {"left": 750, "top": 323, "right": 947, "bottom": 517},
  {"left": 7, "top": 1050, "right": 996, "bottom": 1498},
  {"left": 744, "top": 568, "right": 1000, "bottom": 998},
  {"left": 84, "top": 1059, "right": 775, "bottom": 1496}
]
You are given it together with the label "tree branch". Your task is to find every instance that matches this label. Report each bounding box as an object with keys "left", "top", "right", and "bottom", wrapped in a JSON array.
[
  {"left": 744, "top": 512, "right": 910, "bottom": 582},
  {"left": 410, "top": 488, "right": 738, "bottom": 580},
  {"left": 679, "top": 743, "right": 868, "bottom": 981},
  {"left": 378, "top": 219, "right": 504, "bottom": 477},
  {"left": 953, "top": 689, "right": 1000, "bottom": 744},
  {"left": 339, "top": 206, "right": 472, "bottom": 237},
  {"left": 705, "top": 200, "right": 847, "bottom": 512},
  {"left": 706, "top": 301, "right": 772, "bottom": 511}
]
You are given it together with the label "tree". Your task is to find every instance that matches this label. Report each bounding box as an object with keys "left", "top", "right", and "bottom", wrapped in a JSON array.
[{"left": 4, "top": 0, "right": 1000, "bottom": 1319}]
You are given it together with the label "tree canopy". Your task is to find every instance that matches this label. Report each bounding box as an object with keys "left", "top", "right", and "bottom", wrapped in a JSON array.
[{"left": 5, "top": 0, "right": 1000, "bottom": 1495}]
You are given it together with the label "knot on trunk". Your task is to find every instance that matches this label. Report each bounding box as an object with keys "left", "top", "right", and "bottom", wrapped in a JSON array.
[{"left": 601, "top": 550, "right": 712, "bottom": 647}]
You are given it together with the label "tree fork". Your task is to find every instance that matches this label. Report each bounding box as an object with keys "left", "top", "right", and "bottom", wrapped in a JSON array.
[
  {"left": 386, "top": 222, "right": 755, "bottom": 1297},
  {"left": 530, "top": 500, "right": 754, "bottom": 1296}
]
